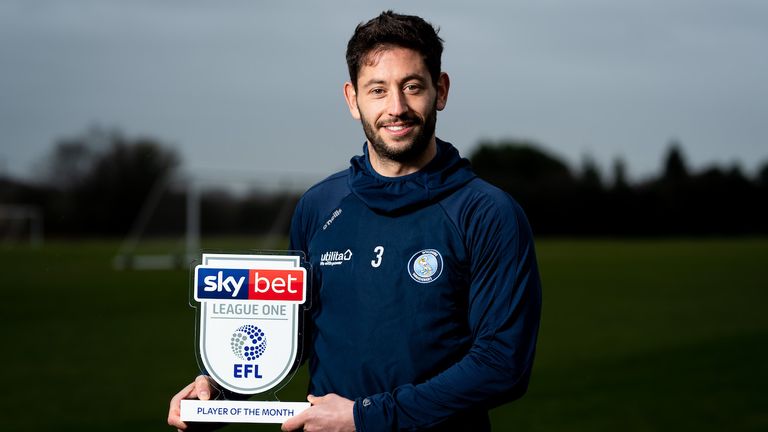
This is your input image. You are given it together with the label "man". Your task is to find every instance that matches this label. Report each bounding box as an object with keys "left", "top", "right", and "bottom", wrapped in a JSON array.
[{"left": 169, "top": 11, "right": 541, "bottom": 432}]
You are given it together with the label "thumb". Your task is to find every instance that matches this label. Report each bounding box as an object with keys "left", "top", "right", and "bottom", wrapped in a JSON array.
[
  {"left": 307, "top": 394, "right": 320, "bottom": 405},
  {"left": 195, "top": 375, "right": 212, "bottom": 401}
]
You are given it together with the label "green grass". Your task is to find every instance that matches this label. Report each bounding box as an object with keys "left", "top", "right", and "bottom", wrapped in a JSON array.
[
  {"left": 1, "top": 238, "right": 766, "bottom": 431},
  {"left": 492, "top": 239, "right": 768, "bottom": 431}
]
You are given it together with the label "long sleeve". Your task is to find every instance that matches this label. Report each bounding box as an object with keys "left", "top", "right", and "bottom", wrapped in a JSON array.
[{"left": 352, "top": 194, "right": 542, "bottom": 431}]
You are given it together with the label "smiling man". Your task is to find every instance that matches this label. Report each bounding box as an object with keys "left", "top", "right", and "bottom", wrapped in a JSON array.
[
  {"left": 344, "top": 44, "right": 447, "bottom": 177},
  {"left": 169, "top": 11, "right": 541, "bottom": 432}
]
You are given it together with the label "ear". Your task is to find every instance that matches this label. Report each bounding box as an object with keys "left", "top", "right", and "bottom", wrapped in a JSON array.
[
  {"left": 343, "top": 81, "right": 361, "bottom": 120},
  {"left": 435, "top": 72, "right": 450, "bottom": 111}
]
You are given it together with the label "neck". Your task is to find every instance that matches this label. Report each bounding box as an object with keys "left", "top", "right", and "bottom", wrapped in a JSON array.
[{"left": 367, "top": 138, "right": 437, "bottom": 177}]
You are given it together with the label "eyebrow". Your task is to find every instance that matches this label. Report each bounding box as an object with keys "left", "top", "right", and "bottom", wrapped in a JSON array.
[{"left": 361, "top": 73, "right": 428, "bottom": 89}]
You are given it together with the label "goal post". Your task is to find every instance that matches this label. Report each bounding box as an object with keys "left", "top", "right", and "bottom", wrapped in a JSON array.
[
  {"left": 113, "top": 172, "right": 317, "bottom": 270},
  {"left": 0, "top": 204, "right": 43, "bottom": 247}
]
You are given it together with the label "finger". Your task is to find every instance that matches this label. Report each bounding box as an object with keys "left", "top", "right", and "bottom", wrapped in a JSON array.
[
  {"left": 171, "top": 382, "right": 196, "bottom": 407},
  {"left": 167, "top": 411, "right": 187, "bottom": 429},
  {"left": 281, "top": 406, "right": 310, "bottom": 431},
  {"left": 194, "top": 375, "right": 212, "bottom": 401},
  {"left": 168, "top": 381, "right": 196, "bottom": 428},
  {"left": 167, "top": 415, "right": 187, "bottom": 431},
  {"left": 309, "top": 393, "right": 339, "bottom": 405}
]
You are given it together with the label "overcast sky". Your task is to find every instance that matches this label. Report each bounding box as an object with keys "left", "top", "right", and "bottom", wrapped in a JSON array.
[{"left": 1, "top": 0, "right": 766, "bottom": 187}]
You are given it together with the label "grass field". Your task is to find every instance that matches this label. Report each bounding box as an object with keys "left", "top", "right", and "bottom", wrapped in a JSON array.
[{"left": 1, "top": 238, "right": 766, "bottom": 431}]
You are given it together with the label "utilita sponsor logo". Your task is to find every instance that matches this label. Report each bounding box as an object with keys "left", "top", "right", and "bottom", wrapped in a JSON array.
[{"left": 319, "top": 249, "right": 352, "bottom": 266}]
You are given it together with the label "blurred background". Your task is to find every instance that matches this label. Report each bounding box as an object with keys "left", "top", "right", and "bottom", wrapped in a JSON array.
[{"left": 1, "top": 1, "right": 766, "bottom": 431}]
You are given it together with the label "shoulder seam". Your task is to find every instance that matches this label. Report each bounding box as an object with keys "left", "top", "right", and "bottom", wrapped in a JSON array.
[{"left": 303, "top": 168, "right": 349, "bottom": 195}]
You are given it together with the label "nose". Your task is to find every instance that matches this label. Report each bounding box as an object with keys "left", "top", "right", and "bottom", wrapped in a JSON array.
[{"left": 387, "top": 90, "right": 408, "bottom": 117}]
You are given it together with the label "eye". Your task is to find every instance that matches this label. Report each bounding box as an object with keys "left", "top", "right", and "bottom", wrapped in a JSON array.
[
  {"left": 370, "top": 87, "right": 386, "bottom": 97},
  {"left": 404, "top": 83, "right": 423, "bottom": 94}
]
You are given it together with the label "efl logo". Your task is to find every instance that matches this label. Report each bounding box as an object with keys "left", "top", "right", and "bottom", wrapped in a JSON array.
[{"left": 195, "top": 267, "right": 306, "bottom": 303}]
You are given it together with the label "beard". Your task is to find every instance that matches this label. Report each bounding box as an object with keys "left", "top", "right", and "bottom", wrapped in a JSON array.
[{"left": 360, "top": 101, "right": 438, "bottom": 164}]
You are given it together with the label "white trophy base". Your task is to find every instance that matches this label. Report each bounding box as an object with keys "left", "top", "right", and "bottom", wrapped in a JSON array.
[{"left": 180, "top": 400, "right": 310, "bottom": 423}]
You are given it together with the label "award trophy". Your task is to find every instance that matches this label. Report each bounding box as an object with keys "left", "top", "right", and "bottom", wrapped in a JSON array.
[{"left": 180, "top": 252, "right": 311, "bottom": 424}]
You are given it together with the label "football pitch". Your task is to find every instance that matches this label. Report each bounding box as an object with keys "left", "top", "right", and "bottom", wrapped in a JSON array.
[{"left": 1, "top": 238, "right": 766, "bottom": 431}]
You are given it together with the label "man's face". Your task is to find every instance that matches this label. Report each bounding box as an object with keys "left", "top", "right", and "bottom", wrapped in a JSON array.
[{"left": 344, "top": 47, "right": 448, "bottom": 165}]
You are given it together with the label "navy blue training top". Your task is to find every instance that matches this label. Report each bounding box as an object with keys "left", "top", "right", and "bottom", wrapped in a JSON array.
[{"left": 289, "top": 139, "right": 542, "bottom": 432}]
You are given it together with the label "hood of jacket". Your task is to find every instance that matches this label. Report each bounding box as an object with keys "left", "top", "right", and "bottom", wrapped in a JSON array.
[{"left": 348, "top": 138, "right": 476, "bottom": 214}]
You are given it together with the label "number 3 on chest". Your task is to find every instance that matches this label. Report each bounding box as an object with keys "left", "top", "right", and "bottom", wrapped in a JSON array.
[{"left": 371, "top": 246, "right": 384, "bottom": 268}]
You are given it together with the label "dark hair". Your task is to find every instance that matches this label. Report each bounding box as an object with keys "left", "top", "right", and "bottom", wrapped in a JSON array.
[{"left": 346, "top": 11, "right": 444, "bottom": 89}]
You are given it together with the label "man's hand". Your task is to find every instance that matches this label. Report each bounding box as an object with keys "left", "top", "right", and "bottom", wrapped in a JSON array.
[
  {"left": 281, "top": 393, "right": 355, "bottom": 432},
  {"left": 167, "top": 375, "right": 217, "bottom": 431}
]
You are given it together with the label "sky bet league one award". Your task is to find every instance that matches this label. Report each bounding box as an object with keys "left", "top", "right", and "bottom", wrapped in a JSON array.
[{"left": 180, "top": 252, "right": 311, "bottom": 424}]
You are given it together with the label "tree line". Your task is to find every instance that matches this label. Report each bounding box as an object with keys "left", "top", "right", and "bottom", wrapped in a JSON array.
[
  {"left": 471, "top": 139, "right": 768, "bottom": 236},
  {"left": 0, "top": 128, "right": 300, "bottom": 239},
  {"left": 1, "top": 129, "right": 767, "bottom": 238}
]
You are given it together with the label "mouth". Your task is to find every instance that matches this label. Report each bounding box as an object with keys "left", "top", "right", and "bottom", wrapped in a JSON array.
[
  {"left": 380, "top": 120, "right": 418, "bottom": 137},
  {"left": 385, "top": 125, "right": 407, "bottom": 131}
]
